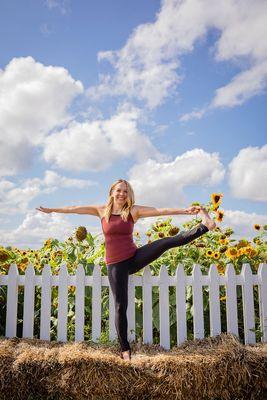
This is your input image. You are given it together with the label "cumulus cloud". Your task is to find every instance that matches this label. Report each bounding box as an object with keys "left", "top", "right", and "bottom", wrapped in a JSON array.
[
  {"left": 44, "top": 0, "right": 71, "bottom": 15},
  {"left": 0, "top": 171, "right": 96, "bottom": 216},
  {"left": 87, "top": 0, "right": 267, "bottom": 114},
  {"left": 0, "top": 212, "right": 74, "bottom": 249},
  {"left": 0, "top": 56, "right": 83, "bottom": 177},
  {"left": 128, "top": 148, "right": 225, "bottom": 206},
  {"left": 218, "top": 209, "right": 267, "bottom": 241},
  {"left": 228, "top": 145, "right": 267, "bottom": 202},
  {"left": 42, "top": 105, "right": 167, "bottom": 172}
]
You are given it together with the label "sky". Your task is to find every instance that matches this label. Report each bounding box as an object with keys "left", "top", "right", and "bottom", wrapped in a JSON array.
[{"left": 0, "top": 0, "right": 266, "bottom": 249}]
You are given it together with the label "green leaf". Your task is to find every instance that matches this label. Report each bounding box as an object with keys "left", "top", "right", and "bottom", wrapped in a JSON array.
[{"left": 86, "top": 233, "right": 94, "bottom": 246}]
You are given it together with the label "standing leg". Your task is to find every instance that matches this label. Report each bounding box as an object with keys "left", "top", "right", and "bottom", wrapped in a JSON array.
[
  {"left": 107, "top": 262, "right": 131, "bottom": 352},
  {"left": 129, "top": 222, "right": 209, "bottom": 275}
]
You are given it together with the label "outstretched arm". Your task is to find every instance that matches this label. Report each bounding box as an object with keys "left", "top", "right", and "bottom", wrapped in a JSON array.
[
  {"left": 36, "top": 205, "right": 102, "bottom": 216},
  {"left": 135, "top": 205, "right": 201, "bottom": 219}
]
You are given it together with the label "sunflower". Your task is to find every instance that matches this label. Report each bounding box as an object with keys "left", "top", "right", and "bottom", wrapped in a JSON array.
[
  {"left": 226, "top": 247, "right": 238, "bottom": 259},
  {"left": 75, "top": 226, "right": 87, "bottom": 241},
  {"left": 219, "top": 245, "right": 228, "bottom": 253},
  {"left": 44, "top": 238, "right": 52, "bottom": 247},
  {"left": 254, "top": 224, "right": 261, "bottom": 230},
  {"left": 216, "top": 264, "right": 226, "bottom": 275},
  {"left": 146, "top": 231, "right": 152, "bottom": 237},
  {"left": 195, "top": 242, "right": 205, "bottom": 248},
  {"left": 168, "top": 227, "right": 180, "bottom": 236},
  {"left": 236, "top": 239, "right": 249, "bottom": 249},
  {"left": 211, "top": 193, "right": 223, "bottom": 211},
  {"left": 254, "top": 239, "right": 263, "bottom": 245},
  {"left": 219, "top": 239, "right": 229, "bottom": 245},
  {"left": 213, "top": 252, "right": 220, "bottom": 259},
  {"left": 69, "top": 286, "right": 76, "bottom": 294},
  {"left": 215, "top": 210, "right": 224, "bottom": 222},
  {"left": 250, "top": 248, "right": 258, "bottom": 257},
  {"left": 244, "top": 247, "right": 252, "bottom": 256},
  {"left": 206, "top": 249, "right": 213, "bottom": 257},
  {"left": 0, "top": 248, "right": 10, "bottom": 263}
]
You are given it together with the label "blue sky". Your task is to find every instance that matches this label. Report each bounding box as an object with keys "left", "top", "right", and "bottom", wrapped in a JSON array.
[{"left": 0, "top": 0, "right": 266, "bottom": 248}]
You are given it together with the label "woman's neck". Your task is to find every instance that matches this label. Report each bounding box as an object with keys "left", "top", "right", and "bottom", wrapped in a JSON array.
[{"left": 112, "top": 209, "right": 122, "bottom": 214}]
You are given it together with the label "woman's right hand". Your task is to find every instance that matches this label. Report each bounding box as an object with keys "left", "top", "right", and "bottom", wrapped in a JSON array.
[{"left": 36, "top": 206, "right": 53, "bottom": 214}]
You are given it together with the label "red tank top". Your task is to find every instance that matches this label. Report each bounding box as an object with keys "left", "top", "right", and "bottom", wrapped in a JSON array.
[{"left": 101, "top": 212, "right": 138, "bottom": 265}]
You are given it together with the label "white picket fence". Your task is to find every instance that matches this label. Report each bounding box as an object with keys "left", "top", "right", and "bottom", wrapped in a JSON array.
[{"left": 0, "top": 262, "right": 267, "bottom": 349}]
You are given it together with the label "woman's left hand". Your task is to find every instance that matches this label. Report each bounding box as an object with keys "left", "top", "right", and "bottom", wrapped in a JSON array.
[{"left": 184, "top": 206, "right": 201, "bottom": 215}]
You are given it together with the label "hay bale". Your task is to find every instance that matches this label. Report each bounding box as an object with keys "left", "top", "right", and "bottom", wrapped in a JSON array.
[{"left": 0, "top": 333, "right": 266, "bottom": 400}]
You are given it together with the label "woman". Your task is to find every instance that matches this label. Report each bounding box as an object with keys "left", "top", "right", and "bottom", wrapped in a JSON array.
[{"left": 36, "top": 179, "right": 216, "bottom": 362}]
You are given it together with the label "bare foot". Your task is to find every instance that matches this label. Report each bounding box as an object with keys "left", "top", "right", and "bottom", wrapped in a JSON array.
[
  {"left": 199, "top": 207, "right": 216, "bottom": 231},
  {"left": 120, "top": 350, "right": 131, "bottom": 361}
]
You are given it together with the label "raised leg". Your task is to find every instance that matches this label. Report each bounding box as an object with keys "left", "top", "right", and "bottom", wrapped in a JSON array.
[{"left": 129, "top": 222, "right": 209, "bottom": 275}]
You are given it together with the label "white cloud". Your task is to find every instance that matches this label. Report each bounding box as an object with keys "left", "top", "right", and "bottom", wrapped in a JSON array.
[
  {"left": 0, "top": 171, "right": 96, "bottom": 216},
  {"left": 128, "top": 148, "right": 225, "bottom": 207},
  {"left": 218, "top": 209, "right": 267, "bottom": 241},
  {"left": 211, "top": 60, "right": 267, "bottom": 108},
  {"left": 87, "top": 0, "right": 267, "bottom": 114},
  {"left": 0, "top": 212, "right": 74, "bottom": 249},
  {"left": 42, "top": 105, "right": 168, "bottom": 172},
  {"left": 44, "top": 0, "right": 70, "bottom": 15},
  {"left": 0, "top": 56, "right": 83, "bottom": 177},
  {"left": 40, "top": 23, "right": 53, "bottom": 36},
  {"left": 228, "top": 145, "right": 267, "bottom": 202},
  {"left": 179, "top": 107, "right": 207, "bottom": 122}
]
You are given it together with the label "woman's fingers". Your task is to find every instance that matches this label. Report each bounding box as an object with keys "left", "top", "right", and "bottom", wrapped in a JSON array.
[{"left": 35, "top": 206, "right": 52, "bottom": 213}]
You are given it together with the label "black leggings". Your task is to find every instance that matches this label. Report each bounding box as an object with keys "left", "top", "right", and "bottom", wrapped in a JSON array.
[{"left": 107, "top": 222, "right": 209, "bottom": 352}]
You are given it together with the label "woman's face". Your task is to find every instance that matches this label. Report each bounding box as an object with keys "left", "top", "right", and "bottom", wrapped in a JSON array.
[{"left": 112, "top": 182, "right": 128, "bottom": 206}]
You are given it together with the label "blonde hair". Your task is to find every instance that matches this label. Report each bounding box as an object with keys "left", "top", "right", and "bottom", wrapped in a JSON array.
[{"left": 103, "top": 179, "right": 135, "bottom": 223}]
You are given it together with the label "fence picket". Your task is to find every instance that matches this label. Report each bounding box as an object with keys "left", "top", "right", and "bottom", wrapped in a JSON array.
[
  {"left": 127, "top": 275, "right": 136, "bottom": 342},
  {"left": 6, "top": 264, "right": 19, "bottom": 338},
  {"left": 143, "top": 266, "right": 153, "bottom": 344},
  {"left": 40, "top": 264, "right": 52, "bottom": 340},
  {"left": 58, "top": 264, "right": 68, "bottom": 342},
  {"left": 75, "top": 264, "right": 85, "bottom": 342},
  {"left": 159, "top": 265, "right": 170, "bottom": 349},
  {"left": 92, "top": 264, "right": 101, "bottom": 342},
  {"left": 22, "top": 264, "right": 35, "bottom": 338},
  {"left": 192, "top": 264, "right": 204, "bottom": 339},
  {"left": 241, "top": 264, "right": 256, "bottom": 344},
  {"left": 225, "top": 264, "right": 239, "bottom": 336},
  {"left": 258, "top": 263, "right": 267, "bottom": 342},
  {"left": 209, "top": 264, "right": 221, "bottom": 337},
  {"left": 176, "top": 264, "right": 186, "bottom": 345},
  {"left": 109, "top": 285, "right": 116, "bottom": 341}
]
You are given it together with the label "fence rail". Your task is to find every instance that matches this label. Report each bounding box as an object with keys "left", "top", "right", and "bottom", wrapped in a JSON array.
[{"left": 0, "top": 263, "right": 267, "bottom": 349}]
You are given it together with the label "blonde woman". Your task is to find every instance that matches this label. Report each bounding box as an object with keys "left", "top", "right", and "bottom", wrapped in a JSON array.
[{"left": 36, "top": 179, "right": 215, "bottom": 362}]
